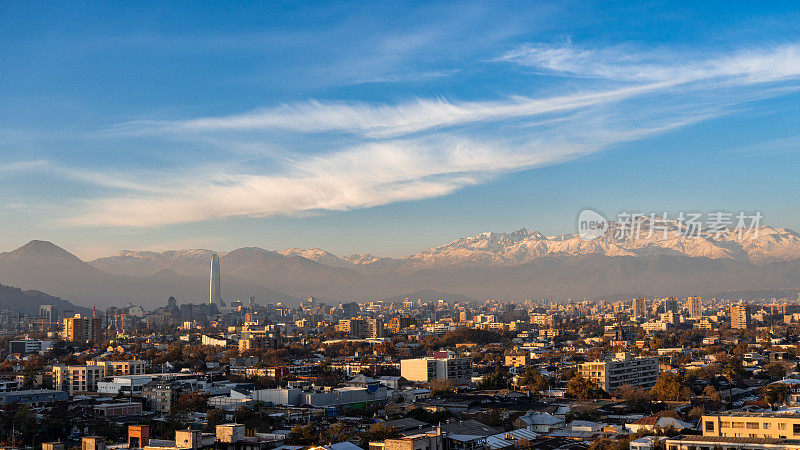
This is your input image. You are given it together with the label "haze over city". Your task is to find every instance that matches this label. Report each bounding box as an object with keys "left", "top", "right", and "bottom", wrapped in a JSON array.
[{"left": 3, "top": 2, "right": 800, "bottom": 450}]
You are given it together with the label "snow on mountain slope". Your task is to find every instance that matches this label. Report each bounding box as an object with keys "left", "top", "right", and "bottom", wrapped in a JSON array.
[
  {"left": 397, "top": 221, "right": 800, "bottom": 270},
  {"left": 88, "top": 221, "right": 800, "bottom": 277},
  {"left": 90, "top": 249, "right": 218, "bottom": 277}
]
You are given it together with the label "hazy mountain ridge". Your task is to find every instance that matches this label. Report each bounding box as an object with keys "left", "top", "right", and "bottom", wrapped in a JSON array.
[
  {"left": 3, "top": 223, "right": 800, "bottom": 308},
  {"left": 0, "top": 282, "right": 87, "bottom": 315}
]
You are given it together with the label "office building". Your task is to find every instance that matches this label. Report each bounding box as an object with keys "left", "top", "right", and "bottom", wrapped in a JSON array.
[
  {"left": 95, "top": 360, "right": 146, "bottom": 376},
  {"left": 9, "top": 340, "right": 53, "bottom": 354},
  {"left": 579, "top": 352, "right": 659, "bottom": 393},
  {"left": 209, "top": 253, "right": 224, "bottom": 306}
]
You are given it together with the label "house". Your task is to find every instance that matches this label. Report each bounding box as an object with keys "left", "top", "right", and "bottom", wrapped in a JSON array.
[
  {"left": 626, "top": 416, "right": 694, "bottom": 434},
  {"left": 514, "top": 411, "right": 565, "bottom": 433}
]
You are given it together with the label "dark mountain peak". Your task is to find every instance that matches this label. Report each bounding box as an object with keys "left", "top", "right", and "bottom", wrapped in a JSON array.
[{"left": 4, "top": 240, "right": 84, "bottom": 263}]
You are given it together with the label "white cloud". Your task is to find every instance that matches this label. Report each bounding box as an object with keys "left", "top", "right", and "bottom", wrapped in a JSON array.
[
  {"left": 56, "top": 42, "right": 800, "bottom": 228},
  {"left": 498, "top": 41, "right": 800, "bottom": 84}
]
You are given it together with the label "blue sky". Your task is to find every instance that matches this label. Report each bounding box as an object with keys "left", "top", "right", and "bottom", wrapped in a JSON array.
[{"left": 2, "top": 1, "right": 800, "bottom": 259}]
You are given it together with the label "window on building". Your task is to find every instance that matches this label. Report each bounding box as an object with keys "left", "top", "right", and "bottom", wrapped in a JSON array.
[
  {"left": 705, "top": 421, "right": 715, "bottom": 432},
  {"left": 793, "top": 423, "right": 800, "bottom": 435}
]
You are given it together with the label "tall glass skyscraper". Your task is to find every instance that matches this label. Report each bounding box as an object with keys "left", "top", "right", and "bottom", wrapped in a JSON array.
[{"left": 209, "top": 254, "right": 224, "bottom": 306}]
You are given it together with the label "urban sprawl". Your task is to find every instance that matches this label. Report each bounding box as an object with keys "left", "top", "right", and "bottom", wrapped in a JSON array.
[{"left": 3, "top": 256, "right": 800, "bottom": 450}]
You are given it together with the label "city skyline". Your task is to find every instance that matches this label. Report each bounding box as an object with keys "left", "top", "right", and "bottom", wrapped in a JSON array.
[{"left": 3, "top": 2, "right": 800, "bottom": 259}]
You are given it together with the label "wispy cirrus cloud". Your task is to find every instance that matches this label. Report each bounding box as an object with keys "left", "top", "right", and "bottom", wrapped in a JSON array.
[
  {"left": 497, "top": 41, "right": 800, "bottom": 83},
  {"left": 107, "top": 43, "right": 800, "bottom": 142},
  {"left": 58, "top": 42, "right": 800, "bottom": 228}
]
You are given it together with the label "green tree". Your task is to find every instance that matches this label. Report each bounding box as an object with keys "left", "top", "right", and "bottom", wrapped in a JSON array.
[{"left": 763, "top": 383, "right": 791, "bottom": 409}]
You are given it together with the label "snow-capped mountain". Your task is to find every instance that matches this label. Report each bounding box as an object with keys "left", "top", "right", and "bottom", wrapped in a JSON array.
[
  {"left": 5, "top": 222, "right": 800, "bottom": 306},
  {"left": 90, "top": 248, "right": 219, "bottom": 277},
  {"left": 398, "top": 222, "right": 800, "bottom": 270}
]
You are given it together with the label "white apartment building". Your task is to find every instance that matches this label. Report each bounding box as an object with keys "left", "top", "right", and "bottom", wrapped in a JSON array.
[
  {"left": 579, "top": 352, "right": 659, "bottom": 393},
  {"left": 94, "top": 360, "right": 146, "bottom": 376},
  {"left": 52, "top": 364, "right": 106, "bottom": 395},
  {"left": 400, "top": 352, "right": 473, "bottom": 386}
]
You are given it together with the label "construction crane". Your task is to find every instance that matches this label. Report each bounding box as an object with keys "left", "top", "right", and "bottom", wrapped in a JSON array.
[{"left": 35, "top": 317, "right": 59, "bottom": 332}]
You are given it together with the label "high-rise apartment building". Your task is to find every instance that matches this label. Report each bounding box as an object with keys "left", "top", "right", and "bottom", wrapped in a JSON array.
[
  {"left": 688, "top": 296, "right": 703, "bottom": 319},
  {"left": 62, "top": 315, "right": 103, "bottom": 343},
  {"left": 633, "top": 297, "right": 646, "bottom": 318},
  {"left": 209, "top": 254, "right": 224, "bottom": 306},
  {"left": 662, "top": 297, "right": 679, "bottom": 314},
  {"left": 367, "top": 318, "right": 385, "bottom": 338},
  {"left": 731, "top": 303, "right": 750, "bottom": 330}
]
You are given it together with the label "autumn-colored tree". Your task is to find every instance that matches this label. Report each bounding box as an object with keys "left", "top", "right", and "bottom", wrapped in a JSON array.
[
  {"left": 176, "top": 391, "right": 209, "bottom": 413},
  {"left": 359, "top": 423, "right": 400, "bottom": 448},
  {"left": 565, "top": 375, "right": 605, "bottom": 400},
  {"left": 518, "top": 367, "right": 550, "bottom": 393},
  {"left": 650, "top": 372, "right": 690, "bottom": 401}
]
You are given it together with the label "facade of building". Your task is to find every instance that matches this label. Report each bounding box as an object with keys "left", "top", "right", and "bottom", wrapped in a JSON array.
[
  {"left": 9, "top": 340, "right": 53, "bottom": 354},
  {"left": 52, "top": 364, "right": 106, "bottom": 395},
  {"left": 388, "top": 316, "right": 415, "bottom": 333},
  {"left": 62, "top": 315, "right": 103, "bottom": 343},
  {"left": 688, "top": 296, "right": 703, "bottom": 319},
  {"left": 400, "top": 352, "right": 473, "bottom": 386},
  {"left": 209, "top": 253, "right": 224, "bottom": 306},
  {"left": 578, "top": 352, "right": 659, "bottom": 393},
  {"left": 732, "top": 303, "right": 751, "bottom": 330},
  {"left": 239, "top": 334, "right": 281, "bottom": 352},
  {"left": 633, "top": 297, "right": 646, "bottom": 318},
  {"left": 702, "top": 412, "right": 800, "bottom": 440},
  {"left": 141, "top": 381, "right": 179, "bottom": 413},
  {"left": 504, "top": 348, "right": 530, "bottom": 368},
  {"left": 95, "top": 360, "right": 146, "bottom": 376}
]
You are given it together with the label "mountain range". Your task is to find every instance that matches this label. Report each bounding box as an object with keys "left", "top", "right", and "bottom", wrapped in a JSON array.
[{"left": 1, "top": 221, "right": 800, "bottom": 309}]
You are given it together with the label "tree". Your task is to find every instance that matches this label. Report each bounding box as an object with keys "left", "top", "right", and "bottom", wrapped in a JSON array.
[
  {"left": 288, "top": 423, "right": 319, "bottom": 445},
  {"left": 428, "top": 380, "right": 457, "bottom": 397},
  {"left": 325, "top": 422, "right": 355, "bottom": 444},
  {"left": 764, "top": 362, "right": 789, "bottom": 380},
  {"left": 518, "top": 367, "right": 550, "bottom": 393},
  {"left": 359, "top": 423, "right": 400, "bottom": 448},
  {"left": 478, "top": 366, "right": 512, "bottom": 390},
  {"left": 723, "top": 357, "right": 745, "bottom": 402},
  {"left": 703, "top": 385, "right": 722, "bottom": 403},
  {"left": 615, "top": 383, "right": 653, "bottom": 412},
  {"left": 176, "top": 392, "right": 209, "bottom": 413},
  {"left": 565, "top": 375, "right": 605, "bottom": 400},
  {"left": 763, "top": 383, "right": 791, "bottom": 409},
  {"left": 650, "top": 372, "right": 690, "bottom": 401},
  {"left": 205, "top": 409, "right": 226, "bottom": 431}
]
